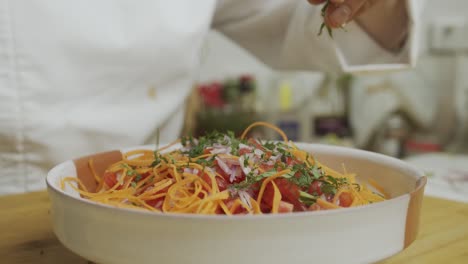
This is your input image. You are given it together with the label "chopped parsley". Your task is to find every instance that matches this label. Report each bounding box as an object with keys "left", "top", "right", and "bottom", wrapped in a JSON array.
[
  {"left": 283, "top": 165, "right": 311, "bottom": 188},
  {"left": 263, "top": 141, "right": 276, "bottom": 151},
  {"left": 243, "top": 156, "right": 249, "bottom": 167},
  {"left": 151, "top": 150, "right": 162, "bottom": 167},
  {"left": 134, "top": 174, "right": 142, "bottom": 182},
  {"left": 320, "top": 184, "right": 337, "bottom": 195},
  {"left": 232, "top": 170, "right": 278, "bottom": 190},
  {"left": 126, "top": 170, "right": 137, "bottom": 176},
  {"left": 299, "top": 191, "right": 317, "bottom": 206},
  {"left": 311, "top": 166, "right": 322, "bottom": 179},
  {"left": 195, "top": 157, "right": 214, "bottom": 167},
  {"left": 318, "top": 176, "right": 349, "bottom": 195},
  {"left": 122, "top": 164, "right": 138, "bottom": 177}
]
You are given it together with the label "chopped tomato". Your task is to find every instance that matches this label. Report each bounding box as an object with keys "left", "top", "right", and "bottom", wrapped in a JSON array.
[
  {"left": 215, "top": 205, "right": 224, "bottom": 214},
  {"left": 285, "top": 157, "right": 300, "bottom": 166},
  {"left": 232, "top": 173, "right": 245, "bottom": 184},
  {"left": 216, "top": 176, "right": 228, "bottom": 191},
  {"left": 278, "top": 201, "right": 294, "bottom": 213},
  {"left": 338, "top": 192, "right": 353, "bottom": 207},
  {"left": 200, "top": 173, "right": 212, "bottom": 186},
  {"left": 259, "top": 163, "right": 274, "bottom": 172},
  {"left": 238, "top": 148, "right": 251, "bottom": 156},
  {"left": 274, "top": 178, "right": 304, "bottom": 211},
  {"left": 262, "top": 184, "right": 294, "bottom": 213},
  {"left": 213, "top": 162, "right": 245, "bottom": 184},
  {"left": 226, "top": 199, "right": 248, "bottom": 215},
  {"left": 146, "top": 198, "right": 164, "bottom": 209},
  {"left": 200, "top": 173, "right": 212, "bottom": 190},
  {"left": 244, "top": 188, "right": 257, "bottom": 200},
  {"left": 247, "top": 138, "right": 264, "bottom": 150},
  {"left": 203, "top": 148, "right": 213, "bottom": 155},
  {"left": 262, "top": 182, "right": 275, "bottom": 208},
  {"left": 225, "top": 199, "right": 235, "bottom": 208},
  {"left": 308, "top": 203, "right": 321, "bottom": 211},
  {"left": 200, "top": 173, "right": 211, "bottom": 191},
  {"left": 229, "top": 167, "right": 246, "bottom": 184},
  {"left": 103, "top": 171, "right": 118, "bottom": 189},
  {"left": 140, "top": 171, "right": 151, "bottom": 180},
  {"left": 200, "top": 173, "right": 228, "bottom": 191},
  {"left": 145, "top": 185, "right": 171, "bottom": 209},
  {"left": 260, "top": 202, "right": 271, "bottom": 214},
  {"left": 308, "top": 180, "right": 323, "bottom": 196},
  {"left": 215, "top": 167, "right": 229, "bottom": 182},
  {"left": 213, "top": 161, "right": 230, "bottom": 181},
  {"left": 250, "top": 182, "right": 261, "bottom": 197}
]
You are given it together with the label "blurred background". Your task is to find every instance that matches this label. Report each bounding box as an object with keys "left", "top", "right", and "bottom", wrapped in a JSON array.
[{"left": 182, "top": 0, "right": 468, "bottom": 202}]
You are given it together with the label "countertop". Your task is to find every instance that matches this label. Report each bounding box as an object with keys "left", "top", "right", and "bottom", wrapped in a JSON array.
[{"left": 1, "top": 191, "right": 467, "bottom": 264}]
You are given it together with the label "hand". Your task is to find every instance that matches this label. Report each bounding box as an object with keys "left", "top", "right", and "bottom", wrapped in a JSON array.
[
  {"left": 308, "top": 0, "right": 379, "bottom": 28},
  {"left": 308, "top": 0, "right": 409, "bottom": 51}
]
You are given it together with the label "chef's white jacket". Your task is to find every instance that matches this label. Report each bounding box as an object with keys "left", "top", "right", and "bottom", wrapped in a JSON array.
[{"left": 0, "top": 0, "right": 420, "bottom": 194}]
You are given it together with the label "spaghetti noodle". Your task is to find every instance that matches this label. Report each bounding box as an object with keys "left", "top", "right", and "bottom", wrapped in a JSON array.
[{"left": 62, "top": 122, "right": 386, "bottom": 215}]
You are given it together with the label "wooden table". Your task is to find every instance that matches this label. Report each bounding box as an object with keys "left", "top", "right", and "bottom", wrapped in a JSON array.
[{"left": 1, "top": 191, "right": 467, "bottom": 264}]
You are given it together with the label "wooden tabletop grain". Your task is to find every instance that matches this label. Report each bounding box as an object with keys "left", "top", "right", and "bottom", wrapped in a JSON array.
[{"left": 1, "top": 191, "right": 467, "bottom": 264}]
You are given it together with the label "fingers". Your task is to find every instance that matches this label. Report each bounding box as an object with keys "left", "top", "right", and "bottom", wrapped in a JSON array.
[
  {"left": 307, "top": 0, "right": 327, "bottom": 5},
  {"left": 326, "top": 0, "right": 367, "bottom": 28}
]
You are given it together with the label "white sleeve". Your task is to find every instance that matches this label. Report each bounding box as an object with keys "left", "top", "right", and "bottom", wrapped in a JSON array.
[{"left": 212, "top": 0, "right": 421, "bottom": 73}]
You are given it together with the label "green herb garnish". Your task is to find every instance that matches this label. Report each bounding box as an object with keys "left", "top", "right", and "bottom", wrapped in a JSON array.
[
  {"left": 311, "top": 166, "right": 323, "bottom": 179},
  {"left": 318, "top": 0, "right": 333, "bottom": 37},
  {"left": 232, "top": 170, "right": 278, "bottom": 190},
  {"left": 283, "top": 164, "right": 313, "bottom": 188},
  {"left": 321, "top": 183, "right": 337, "bottom": 195},
  {"left": 195, "top": 158, "right": 214, "bottom": 168},
  {"left": 151, "top": 152, "right": 161, "bottom": 167},
  {"left": 134, "top": 174, "right": 142, "bottom": 182},
  {"left": 352, "top": 183, "right": 361, "bottom": 191},
  {"left": 263, "top": 141, "right": 276, "bottom": 151},
  {"left": 319, "top": 176, "right": 349, "bottom": 195},
  {"left": 122, "top": 164, "right": 138, "bottom": 177},
  {"left": 243, "top": 156, "right": 249, "bottom": 167},
  {"left": 299, "top": 191, "right": 317, "bottom": 206},
  {"left": 160, "top": 156, "right": 169, "bottom": 164}
]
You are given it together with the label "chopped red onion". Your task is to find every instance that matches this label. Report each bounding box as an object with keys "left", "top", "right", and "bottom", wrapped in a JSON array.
[
  {"left": 215, "top": 156, "right": 231, "bottom": 175},
  {"left": 254, "top": 149, "right": 264, "bottom": 156},
  {"left": 229, "top": 166, "right": 241, "bottom": 183},
  {"left": 238, "top": 190, "right": 252, "bottom": 210},
  {"left": 210, "top": 147, "right": 231, "bottom": 155},
  {"left": 224, "top": 158, "right": 240, "bottom": 166},
  {"left": 239, "top": 143, "right": 252, "bottom": 151}
]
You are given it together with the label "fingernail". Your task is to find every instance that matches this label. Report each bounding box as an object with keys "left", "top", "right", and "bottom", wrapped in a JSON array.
[{"left": 330, "top": 5, "right": 351, "bottom": 27}]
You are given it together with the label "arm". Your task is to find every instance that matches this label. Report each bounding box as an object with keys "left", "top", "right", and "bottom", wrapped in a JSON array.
[{"left": 212, "top": 0, "right": 422, "bottom": 73}]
